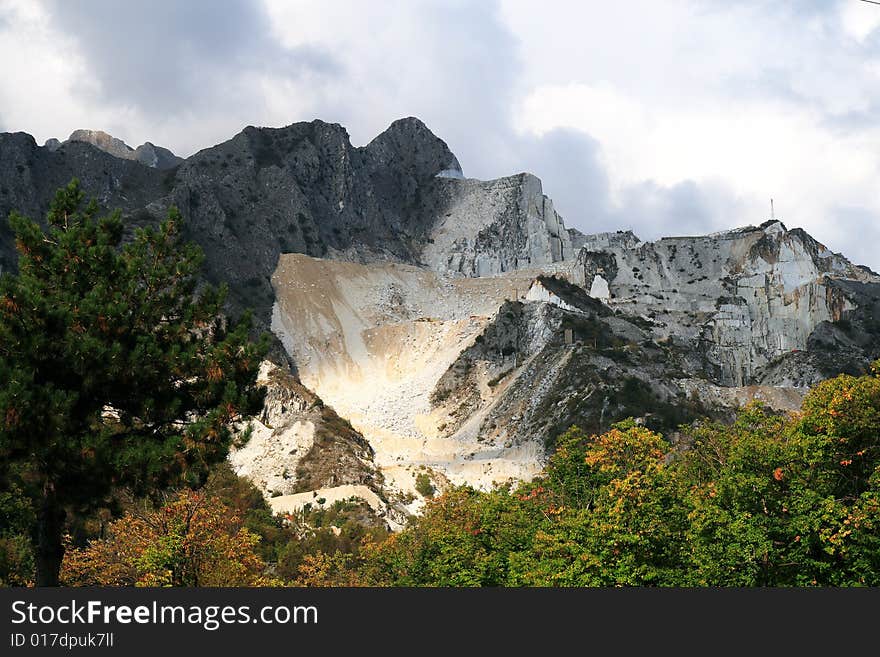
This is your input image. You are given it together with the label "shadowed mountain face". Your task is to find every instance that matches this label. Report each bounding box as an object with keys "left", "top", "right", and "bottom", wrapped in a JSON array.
[
  {"left": 0, "top": 132, "right": 170, "bottom": 275},
  {"left": 1, "top": 119, "right": 454, "bottom": 343},
  {"left": 156, "top": 117, "right": 466, "bottom": 325}
]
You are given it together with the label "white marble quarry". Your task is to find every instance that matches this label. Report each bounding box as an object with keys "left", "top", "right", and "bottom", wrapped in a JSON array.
[
  {"left": 575, "top": 221, "right": 875, "bottom": 385},
  {"left": 421, "top": 173, "right": 574, "bottom": 277}
]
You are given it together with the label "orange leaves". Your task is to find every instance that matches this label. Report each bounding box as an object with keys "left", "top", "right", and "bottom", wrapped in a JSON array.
[
  {"left": 61, "top": 490, "right": 273, "bottom": 587},
  {"left": 773, "top": 467, "right": 785, "bottom": 481},
  {"left": 4, "top": 406, "right": 19, "bottom": 428},
  {"left": 206, "top": 365, "right": 224, "bottom": 382},
  {"left": 1, "top": 295, "right": 19, "bottom": 314},
  {"left": 518, "top": 486, "right": 546, "bottom": 502},
  {"left": 582, "top": 423, "right": 666, "bottom": 476}
]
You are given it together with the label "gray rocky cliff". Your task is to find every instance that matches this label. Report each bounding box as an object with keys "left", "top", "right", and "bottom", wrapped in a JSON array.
[
  {"left": 421, "top": 172, "right": 573, "bottom": 277},
  {"left": 155, "top": 117, "right": 467, "bottom": 332},
  {"left": 133, "top": 142, "right": 183, "bottom": 169},
  {"left": 576, "top": 221, "right": 880, "bottom": 386}
]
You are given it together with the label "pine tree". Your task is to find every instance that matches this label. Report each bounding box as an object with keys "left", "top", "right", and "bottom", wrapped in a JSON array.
[{"left": 0, "top": 180, "right": 267, "bottom": 585}]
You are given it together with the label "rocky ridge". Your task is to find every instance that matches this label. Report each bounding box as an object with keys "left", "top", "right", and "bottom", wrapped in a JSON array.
[
  {"left": 49, "top": 129, "right": 183, "bottom": 169},
  {"left": 576, "top": 221, "right": 880, "bottom": 386},
  {"left": 0, "top": 118, "right": 574, "bottom": 344}
]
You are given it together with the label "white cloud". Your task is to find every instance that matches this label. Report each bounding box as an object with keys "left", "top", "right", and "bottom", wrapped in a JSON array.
[
  {"left": 517, "top": 82, "right": 880, "bottom": 232},
  {"left": 0, "top": 1, "right": 99, "bottom": 144},
  {"left": 841, "top": 0, "right": 880, "bottom": 42}
]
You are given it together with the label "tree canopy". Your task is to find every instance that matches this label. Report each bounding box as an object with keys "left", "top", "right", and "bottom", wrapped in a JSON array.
[{"left": 0, "top": 180, "right": 267, "bottom": 585}]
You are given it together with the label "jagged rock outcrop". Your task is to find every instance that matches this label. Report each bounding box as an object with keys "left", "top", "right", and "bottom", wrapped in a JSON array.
[
  {"left": 421, "top": 173, "right": 573, "bottom": 277},
  {"left": 229, "top": 361, "right": 380, "bottom": 497},
  {"left": 153, "top": 117, "right": 465, "bottom": 329},
  {"left": 229, "top": 361, "right": 409, "bottom": 527},
  {"left": 68, "top": 129, "right": 137, "bottom": 161},
  {"left": 133, "top": 142, "right": 183, "bottom": 170},
  {"left": 576, "top": 221, "right": 880, "bottom": 386}
]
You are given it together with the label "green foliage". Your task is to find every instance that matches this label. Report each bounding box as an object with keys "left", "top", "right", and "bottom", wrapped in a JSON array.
[
  {"left": 202, "top": 462, "right": 286, "bottom": 563},
  {"left": 679, "top": 405, "right": 803, "bottom": 585},
  {"left": 358, "top": 486, "right": 543, "bottom": 586},
  {"left": 414, "top": 473, "right": 435, "bottom": 498},
  {"left": 510, "top": 421, "right": 688, "bottom": 586},
  {"left": 275, "top": 498, "right": 388, "bottom": 584},
  {"left": 0, "top": 484, "right": 35, "bottom": 586},
  {"left": 0, "top": 180, "right": 268, "bottom": 584}
]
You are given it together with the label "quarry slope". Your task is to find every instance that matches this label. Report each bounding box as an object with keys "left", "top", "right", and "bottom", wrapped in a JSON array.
[{"left": 270, "top": 253, "right": 560, "bottom": 490}]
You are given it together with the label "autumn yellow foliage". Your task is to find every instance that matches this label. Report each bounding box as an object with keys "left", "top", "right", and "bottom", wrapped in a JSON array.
[{"left": 61, "top": 490, "right": 279, "bottom": 587}]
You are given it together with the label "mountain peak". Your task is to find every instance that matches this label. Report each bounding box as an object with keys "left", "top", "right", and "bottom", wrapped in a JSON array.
[
  {"left": 62, "top": 129, "right": 181, "bottom": 169},
  {"left": 366, "top": 117, "right": 462, "bottom": 177},
  {"left": 68, "top": 129, "right": 134, "bottom": 159},
  {"left": 384, "top": 116, "right": 431, "bottom": 134}
]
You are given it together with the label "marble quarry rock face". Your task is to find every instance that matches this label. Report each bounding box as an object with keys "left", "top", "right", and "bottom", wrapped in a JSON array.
[
  {"left": 421, "top": 172, "right": 573, "bottom": 277},
  {"left": 575, "top": 221, "right": 880, "bottom": 386}
]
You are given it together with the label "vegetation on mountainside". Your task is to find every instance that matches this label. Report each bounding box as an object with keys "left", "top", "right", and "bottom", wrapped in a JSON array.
[{"left": 60, "top": 489, "right": 276, "bottom": 587}]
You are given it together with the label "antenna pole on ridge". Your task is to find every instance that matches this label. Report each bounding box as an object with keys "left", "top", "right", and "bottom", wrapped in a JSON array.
[{"left": 770, "top": 198, "right": 775, "bottom": 221}]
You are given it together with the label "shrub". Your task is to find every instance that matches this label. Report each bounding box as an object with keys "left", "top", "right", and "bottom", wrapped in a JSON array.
[{"left": 415, "top": 473, "right": 435, "bottom": 498}]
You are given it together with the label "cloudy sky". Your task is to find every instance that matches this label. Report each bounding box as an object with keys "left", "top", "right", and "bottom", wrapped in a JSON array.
[{"left": 1, "top": 0, "right": 879, "bottom": 268}]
